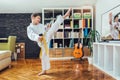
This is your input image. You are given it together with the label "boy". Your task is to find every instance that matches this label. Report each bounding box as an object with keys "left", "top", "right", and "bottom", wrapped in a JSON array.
[
  {"left": 109, "top": 12, "right": 120, "bottom": 39},
  {"left": 27, "top": 8, "right": 71, "bottom": 76}
]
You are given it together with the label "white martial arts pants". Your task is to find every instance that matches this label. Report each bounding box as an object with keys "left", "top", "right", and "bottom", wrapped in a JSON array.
[
  {"left": 41, "top": 48, "right": 50, "bottom": 71},
  {"left": 40, "top": 15, "right": 64, "bottom": 71}
]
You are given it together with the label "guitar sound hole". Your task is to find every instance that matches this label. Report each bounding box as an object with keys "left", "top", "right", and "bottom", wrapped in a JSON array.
[{"left": 75, "top": 52, "right": 80, "bottom": 54}]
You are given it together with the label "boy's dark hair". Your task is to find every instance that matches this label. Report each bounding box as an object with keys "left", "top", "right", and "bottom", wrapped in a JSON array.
[
  {"left": 119, "top": 18, "right": 120, "bottom": 22},
  {"left": 114, "top": 14, "right": 118, "bottom": 21},
  {"left": 31, "top": 13, "right": 40, "bottom": 18},
  {"left": 114, "top": 12, "right": 120, "bottom": 21}
]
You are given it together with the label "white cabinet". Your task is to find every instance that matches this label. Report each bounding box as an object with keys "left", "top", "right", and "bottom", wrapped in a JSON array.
[{"left": 93, "top": 43, "right": 120, "bottom": 80}]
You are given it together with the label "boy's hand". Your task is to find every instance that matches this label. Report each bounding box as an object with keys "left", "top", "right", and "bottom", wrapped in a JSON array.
[
  {"left": 109, "top": 12, "right": 112, "bottom": 18},
  {"left": 38, "top": 36, "right": 43, "bottom": 42},
  {"left": 109, "top": 12, "right": 112, "bottom": 25}
]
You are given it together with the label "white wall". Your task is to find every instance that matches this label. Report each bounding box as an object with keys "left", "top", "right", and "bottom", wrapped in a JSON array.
[
  {"left": 0, "top": 0, "right": 96, "bottom": 13},
  {"left": 95, "top": 0, "right": 120, "bottom": 35}
]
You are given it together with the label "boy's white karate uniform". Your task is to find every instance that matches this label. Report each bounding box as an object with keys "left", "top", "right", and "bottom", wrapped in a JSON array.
[
  {"left": 110, "top": 22, "right": 120, "bottom": 39},
  {"left": 27, "top": 15, "right": 64, "bottom": 71}
]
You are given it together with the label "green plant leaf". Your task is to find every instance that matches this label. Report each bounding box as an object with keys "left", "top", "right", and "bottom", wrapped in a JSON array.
[{"left": 84, "top": 29, "right": 100, "bottom": 56}]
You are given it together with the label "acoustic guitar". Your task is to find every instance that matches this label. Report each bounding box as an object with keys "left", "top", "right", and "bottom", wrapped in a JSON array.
[{"left": 73, "top": 29, "right": 84, "bottom": 58}]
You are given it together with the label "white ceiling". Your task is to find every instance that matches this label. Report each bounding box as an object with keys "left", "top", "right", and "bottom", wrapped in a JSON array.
[{"left": 0, "top": 0, "right": 97, "bottom": 13}]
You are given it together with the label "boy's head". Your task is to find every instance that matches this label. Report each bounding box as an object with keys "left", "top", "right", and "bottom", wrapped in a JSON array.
[
  {"left": 31, "top": 13, "right": 41, "bottom": 25},
  {"left": 114, "top": 12, "right": 120, "bottom": 22},
  {"left": 114, "top": 14, "right": 119, "bottom": 22}
]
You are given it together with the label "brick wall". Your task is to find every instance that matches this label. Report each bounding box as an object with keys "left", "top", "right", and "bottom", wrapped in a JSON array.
[{"left": 0, "top": 13, "right": 42, "bottom": 58}]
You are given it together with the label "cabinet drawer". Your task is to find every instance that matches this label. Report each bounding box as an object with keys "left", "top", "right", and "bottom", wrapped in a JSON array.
[
  {"left": 49, "top": 48, "right": 63, "bottom": 57},
  {"left": 64, "top": 48, "right": 73, "bottom": 57}
]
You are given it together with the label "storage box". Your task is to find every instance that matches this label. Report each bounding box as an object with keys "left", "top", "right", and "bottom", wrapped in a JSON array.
[{"left": 73, "top": 13, "right": 82, "bottom": 19}]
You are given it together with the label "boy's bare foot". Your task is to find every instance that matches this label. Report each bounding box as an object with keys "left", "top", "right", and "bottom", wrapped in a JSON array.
[
  {"left": 38, "top": 71, "right": 46, "bottom": 76},
  {"left": 63, "top": 8, "right": 72, "bottom": 19}
]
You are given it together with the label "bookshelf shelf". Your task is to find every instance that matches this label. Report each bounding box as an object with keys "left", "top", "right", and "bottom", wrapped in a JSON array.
[
  {"left": 54, "top": 38, "right": 63, "bottom": 39},
  {"left": 42, "top": 6, "right": 93, "bottom": 58},
  {"left": 64, "top": 38, "right": 72, "bottom": 39},
  {"left": 44, "top": 18, "right": 56, "bottom": 20}
]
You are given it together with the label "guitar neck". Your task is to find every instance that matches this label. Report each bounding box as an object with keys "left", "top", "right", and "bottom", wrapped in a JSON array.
[{"left": 77, "top": 28, "right": 81, "bottom": 48}]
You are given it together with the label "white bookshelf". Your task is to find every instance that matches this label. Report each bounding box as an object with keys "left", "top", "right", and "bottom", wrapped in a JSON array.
[
  {"left": 42, "top": 6, "right": 93, "bottom": 58},
  {"left": 93, "top": 42, "right": 120, "bottom": 80}
]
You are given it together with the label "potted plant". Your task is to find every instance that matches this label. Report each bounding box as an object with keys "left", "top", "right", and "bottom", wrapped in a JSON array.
[{"left": 85, "top": 29, "right": 100, "bottom": 64}]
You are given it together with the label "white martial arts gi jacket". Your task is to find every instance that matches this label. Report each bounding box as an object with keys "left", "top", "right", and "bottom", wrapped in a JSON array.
[
  {"left": 110, "top": 22, "right": 120, "bottom": 39},
  {"left": 27, "top": 15, "right": 64, "bottom": 71}
]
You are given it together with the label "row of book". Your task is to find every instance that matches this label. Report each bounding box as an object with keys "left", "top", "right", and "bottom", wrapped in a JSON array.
[
  {"left": 79, "top": 19, "right": 92, "bottom": 28},
  {"left": 54, "top": 32, "right": 63, "bottom": 38},
  {"left": 59, "top": 19, "right": 92, "bottom": 29},
  {"left": 64, "top": 31, "right": 82, "bottom": 38},
  {"left": 70, "top": 19, "right": 92, "bottom": 28},
  {"left": 54, "top": 31, "right": 83, "bottom": 38},
  {"left": 54, "top": 31, "right": 89, "bottom": 38}
]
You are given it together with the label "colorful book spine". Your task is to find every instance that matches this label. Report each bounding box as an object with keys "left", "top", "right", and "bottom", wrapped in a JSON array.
[
  {"left": 90, "top": 19, "right": 92, "bottom": 28},
  {"left": 49, "top": 40, "right": 53, "bottom": 48},
  {"left": 85, "top": 19, "right": 88, "bottom": 27},
  {"left": 70, "top": 21, "right": 73, "bottom": 28},
  {"left": 82, "top": 19, "right": 85, "bottom": 28},
  {"left": 79, "top": 20, "right": 82, "bottom": 28},
  {"left": 88, "top": 19, "right": 90, "bottom": 28},
  {"left": 69, "top": 39, "right": 74, "bottom": 48},
  {"left": 82, "top": 19, "right": 91, "bottom": 28},
  {"left": 84, "top": 27, "right": 88, "bottom": 37}
]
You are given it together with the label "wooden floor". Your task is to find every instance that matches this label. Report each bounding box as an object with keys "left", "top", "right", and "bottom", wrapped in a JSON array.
[{"left": 0, "top": 58, "right": 115, "bottom": 80}]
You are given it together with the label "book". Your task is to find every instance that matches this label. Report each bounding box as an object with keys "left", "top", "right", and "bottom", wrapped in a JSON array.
[
  {"left": 82, "top": 19, "right": 85, "bottom": 28},
  {"left": 88, "top": 19, "right": 90, "bottom": 28},
  {"left": 84, "top": 27, "right": 88, "bottom": 37},
  {"left": 70, "top": 21, "right": 73, "bottom": 28},
  {"left": 85, "top": 19, "right": 88, "bottom": 27},
  {"left": 69, "top": 39, "right": 74, "bottom": 48}
]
